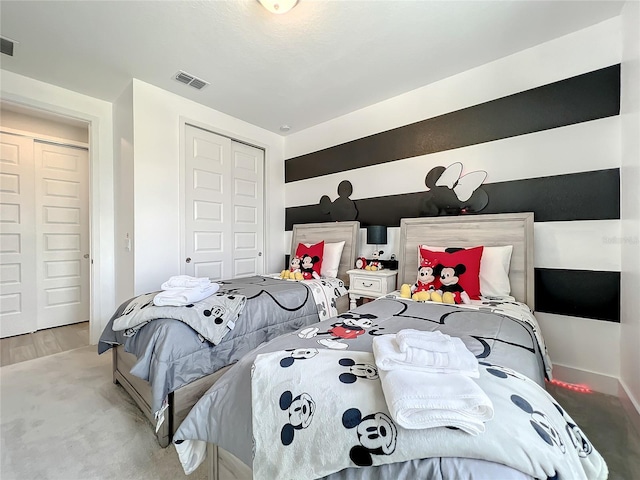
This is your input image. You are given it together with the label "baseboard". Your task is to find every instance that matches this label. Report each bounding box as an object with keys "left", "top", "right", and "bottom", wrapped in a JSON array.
[
  {"left": 552, "top": 363, "right": 640, "bottom": 437},
  {"left": 619, "top": 379, "right": 640, "bottom": 438},
  {"left": 551, "top": 363, "right": 619, "bottom": 396}
]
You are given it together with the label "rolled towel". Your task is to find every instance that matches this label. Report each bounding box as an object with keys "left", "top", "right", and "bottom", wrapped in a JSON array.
[
  {"left": 373, "top": 334, "right": 479, "bottom": 378},
  {"left": 396, "top": 329, "right": 454, "bottom": 353},
  {"left": 161, "top": 275, "right": 212, "bottom": 290},
  {"left": 379, "top": 368, "right": 494, "bottom": 434},
  {"left": 153, "top": 283, "right": 219, "bottom": 306}
]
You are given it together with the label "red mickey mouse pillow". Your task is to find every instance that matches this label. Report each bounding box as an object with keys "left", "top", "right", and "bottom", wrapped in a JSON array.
[
  {"left": 419, "top": 245, "right": 484, "bottom": 300},
  {"left": 296, "top": 241, "right": 324, "bottom": 278}
]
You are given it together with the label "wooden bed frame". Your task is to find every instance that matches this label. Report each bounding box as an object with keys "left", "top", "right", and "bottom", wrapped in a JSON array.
[
  {"left": 112, "top": 221, "right": 361, "bottom": 447},
  {"left": 397, "top": 213, "right": 534, "bottom": 308},
  {"left": 205, "top": 212, "right": 535, "bottom": 480}
]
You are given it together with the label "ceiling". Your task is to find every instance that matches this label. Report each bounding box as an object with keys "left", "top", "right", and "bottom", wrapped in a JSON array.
[{"left": 0, "top": 0, "right": 625, "bottom": 135}]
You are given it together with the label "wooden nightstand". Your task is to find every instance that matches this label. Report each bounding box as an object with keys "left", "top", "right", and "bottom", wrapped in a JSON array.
[{"left": 347, "top": 269, "right": 398, "bottom": 309}]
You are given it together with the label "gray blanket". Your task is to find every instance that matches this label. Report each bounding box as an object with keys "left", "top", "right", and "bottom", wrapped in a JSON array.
[
  {"left": 98, "top": 276, "right": 320, "bottom": 414},
  {"left": 174, "top": 297, "right": 554, "bottom": 478}
]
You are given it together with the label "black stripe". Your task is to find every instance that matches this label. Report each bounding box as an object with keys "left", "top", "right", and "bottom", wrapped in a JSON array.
[
  {"left": 285, "top": 169, "right": 620, "bottom": 230},
  {"left": 285, "top": 64, "right": 620, "bottom": 183},
  {"left": 535, "top": 268, "right": 620, "bottom": 322}
]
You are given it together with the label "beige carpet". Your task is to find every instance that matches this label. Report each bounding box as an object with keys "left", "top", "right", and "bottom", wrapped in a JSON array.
[{"left": 0, "top": 346, "right": 208, "bottom": 480}]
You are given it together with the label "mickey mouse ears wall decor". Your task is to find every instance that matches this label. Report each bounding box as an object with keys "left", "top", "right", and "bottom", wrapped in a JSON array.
[{"left": 258, "top": 0, "right": 298, "bottom": 14}]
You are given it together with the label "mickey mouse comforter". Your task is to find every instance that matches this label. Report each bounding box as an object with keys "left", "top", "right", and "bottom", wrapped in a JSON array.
[
  {"left": 174, "top": 297, "right": 607, "bottom": 480},
  {"left": 98, "top": 275, "right": 346, "bottom": 416}
]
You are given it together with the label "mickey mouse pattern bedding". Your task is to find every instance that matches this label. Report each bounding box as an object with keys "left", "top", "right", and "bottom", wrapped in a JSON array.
[
  {"left": 98, "top": 275, "right": 346, "bottom": 416},
  {"left": 173, "top": 297, "right": 605, "bottom": 479},
  {"left": 250, "top": 349, "right": 605, "bottom": 480}
]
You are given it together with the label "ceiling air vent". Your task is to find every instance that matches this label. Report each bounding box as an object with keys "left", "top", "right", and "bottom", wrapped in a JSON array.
[
  {"left": 1, "top": 37, "right": 15, "bottom": 57},
  {"left": 174, "top": 71, "right": 209, "bottom": 90}
]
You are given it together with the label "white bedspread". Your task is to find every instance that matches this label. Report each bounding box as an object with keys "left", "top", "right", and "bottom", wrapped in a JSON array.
[{"left": 251, "top": 349, "right": 607, "bottom": 480}]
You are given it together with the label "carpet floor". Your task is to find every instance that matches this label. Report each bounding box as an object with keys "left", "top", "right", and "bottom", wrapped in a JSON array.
[{"left": 0, "top": 345, "right": 208, "bottom": 480}]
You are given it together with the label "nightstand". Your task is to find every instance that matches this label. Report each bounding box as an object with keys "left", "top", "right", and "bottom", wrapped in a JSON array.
[{"left": 347, "top": 269, "right": 398, "bottom": 309}]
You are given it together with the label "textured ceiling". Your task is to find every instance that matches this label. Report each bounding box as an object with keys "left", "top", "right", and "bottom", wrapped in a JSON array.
[{"left": 0, "top": 0, "right": 625, "bottom": 135}]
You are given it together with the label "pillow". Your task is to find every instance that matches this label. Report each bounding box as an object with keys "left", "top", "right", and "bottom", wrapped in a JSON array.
[
  {"left": 418, "top": 246, "right": 483, "bottom": 300},
  {"left": 420, "top": 244, "right": 513, "bottom": 297},
  {"left": 296, "top": 241, "right": 324, "bottom": 278},
  {"left": 320, "top": 241, "right": 345, "bottom": 278}
]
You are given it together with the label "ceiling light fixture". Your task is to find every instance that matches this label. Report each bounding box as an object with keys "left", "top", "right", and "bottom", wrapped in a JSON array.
[{"left": 258, "top": 0, "right": 298, "bottom": 14}]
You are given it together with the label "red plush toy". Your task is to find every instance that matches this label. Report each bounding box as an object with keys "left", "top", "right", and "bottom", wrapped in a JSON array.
[{"left": 411, "top": 259, "right": 438, "bottom": 295}]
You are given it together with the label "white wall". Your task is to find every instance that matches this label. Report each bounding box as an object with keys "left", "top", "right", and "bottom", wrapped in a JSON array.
[
  {"left": 284, "top": 19, "right": 623, "bottom": 383},
  {"left": 0, "top": 70, "right": 116, "bottom": 344},
  {"left": 128, "top": 80, "right": 285, "bottom": 294},
  {"left": 620, "top": 0, "right": 640, "bottom": 412},
  {"left": 113, "top": 82, "right": 135, "bottom": 304},
  {"left": 0, "top": 107, "right": 88, "bottom": 144}
]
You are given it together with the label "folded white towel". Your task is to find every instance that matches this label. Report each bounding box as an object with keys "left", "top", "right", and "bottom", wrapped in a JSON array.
[
  {"left": 161, "top": 275, "right": 212, "bottom": 290},
  {"left": 396, "top": 329, "right": 454, "bottom": 353},
  {"left": 153, "top": 283, "right": 220, "bottom": 306},
  {"left": 379, "top": 368, "right": 494, "bottom": 434},
  {"left": 373, "top": 334, "right": 479, "bottom": 378}
]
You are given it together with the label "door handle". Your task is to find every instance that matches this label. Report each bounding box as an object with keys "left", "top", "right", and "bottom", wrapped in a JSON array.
[
  {"left": 83, "top": 254, "right": 89, "bottom": 259},
  {"left": 185, "top": 257, "right": 192, "bottom": 263}
]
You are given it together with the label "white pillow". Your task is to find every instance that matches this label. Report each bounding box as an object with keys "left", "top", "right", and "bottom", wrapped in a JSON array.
[
  {"left": 419, "top": 244, "right": 513, "bottom": 297},
  {"left": 304, "top": 241, "right": 345, "bottom": 278}
]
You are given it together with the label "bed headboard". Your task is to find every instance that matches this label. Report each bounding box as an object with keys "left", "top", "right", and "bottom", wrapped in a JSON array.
[
  {"left": 397, "top": 213, "right": 534, "bottom": 308},
  {"left": 290, "top": 221, "right": 360, "bottom": 285}
]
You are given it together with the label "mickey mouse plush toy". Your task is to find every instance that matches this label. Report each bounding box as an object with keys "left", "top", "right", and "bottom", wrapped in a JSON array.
[
  {"left": 365, "top": 250, "right": 384, "bottom": 271},
  {"left": 300, "top": 254, "right": 321, "bottom": 280},
  {"left": 436, "top": 263, "right": 471, "bottom": 304}
]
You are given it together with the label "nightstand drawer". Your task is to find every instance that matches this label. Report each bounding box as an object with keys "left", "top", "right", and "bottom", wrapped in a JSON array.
[{"left": 351, "top": 276, "right": 384, "bottom": 295}]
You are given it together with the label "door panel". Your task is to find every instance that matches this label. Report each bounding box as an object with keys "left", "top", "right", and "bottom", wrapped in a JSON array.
[
  {"left": 34, "top": 141, "right": 89, "bottom": 330},
  {"left": 0, "top": 133, "right": 37, "bottom": 337},
  {"left": 184, "top": 127, "right": 232, "bottom": 280},
  {"left": 230, "top": 142, "right": 264, "bottom": 278},
  {"left": 183, "top": 126, "right": 264, "bottom": 281}
]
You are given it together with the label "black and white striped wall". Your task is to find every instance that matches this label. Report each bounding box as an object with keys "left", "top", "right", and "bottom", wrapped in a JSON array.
[{"left": 283, "top": 19, "right": 623, "bottom": 378}]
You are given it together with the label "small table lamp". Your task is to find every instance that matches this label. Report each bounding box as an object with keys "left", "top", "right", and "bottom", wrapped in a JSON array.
[{"left": 366, "top": 225, "right": 387, "bottom": 256}]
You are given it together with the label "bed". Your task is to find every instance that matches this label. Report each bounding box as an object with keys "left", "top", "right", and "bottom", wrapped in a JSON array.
[
  {"left": 172, "top": 213, "right": 607, "bottom": 480},
  {"left": 98, "top": 221, "right": 360, "bottom": 447}
]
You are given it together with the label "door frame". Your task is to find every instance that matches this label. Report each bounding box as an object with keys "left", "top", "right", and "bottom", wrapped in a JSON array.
[
  {"left": 179, "top": 117, "right": 268, "bottom": 278},
  {"left": 1, "top": 94, "right": 113, "bottom": 344}
]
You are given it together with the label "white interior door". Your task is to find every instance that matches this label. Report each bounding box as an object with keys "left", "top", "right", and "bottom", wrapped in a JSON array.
[
  {"left": 184, "top": 126, "right": 232, "bottom": 280},
  {"left": 231, "top": 142, "right": 264, "bottom": 277},
  {"left": 183, "top": 125, "right": 264, "bottom": 281},
  {"left": 0, "top": 133, "right": 89, "bottom": 338},
  {"left": 34, "top": 141, "right": 89, "bottom": 330},
  {"left": 0, "top": 133, "right": 38, "bottom": 337}
]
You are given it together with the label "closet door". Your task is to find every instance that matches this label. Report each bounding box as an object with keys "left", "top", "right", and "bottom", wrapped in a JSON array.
[
  {"left": 184, "top": 126, "right": 232, "bottom": 280},
  {"left": 231, "top": 141, "right": 264, "bottom": 277},
  {"left": 0, "top": 134, "right": 89, "bottom": 338},
  {"left": 34, "top": 141, "right": 90, "bottom": 330},
  {"left": 0, "top": 133, "right": 38, "bottom": 337},
  {"left": 183, "top": 125, "right": 264, "bottom": 280}
]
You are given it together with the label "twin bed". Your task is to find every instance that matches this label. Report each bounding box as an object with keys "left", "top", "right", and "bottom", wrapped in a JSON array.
[
  {"left": 170, "top": 213, "right": 607, "bottom": 480},
  {"left": 98, "top": 221, "right": 360, "bottom": 447}
]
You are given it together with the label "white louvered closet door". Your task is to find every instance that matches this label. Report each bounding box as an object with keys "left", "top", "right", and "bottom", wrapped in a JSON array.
[{"left": 183, "top": 125, "right": 264, "bottom": 281}]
